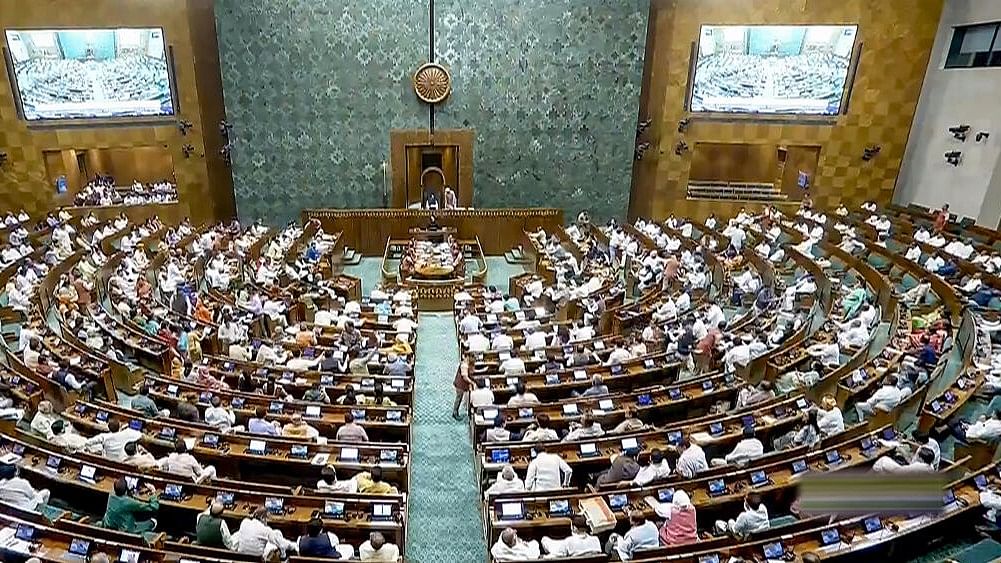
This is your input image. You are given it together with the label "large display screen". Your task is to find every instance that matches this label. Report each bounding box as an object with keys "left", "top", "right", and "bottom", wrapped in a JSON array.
[
  {"left": 5, "top": 28, "right": 174, "bottom": 121},
  {"left": 689, "top": 25, "right": 858, "bottom": 115}
]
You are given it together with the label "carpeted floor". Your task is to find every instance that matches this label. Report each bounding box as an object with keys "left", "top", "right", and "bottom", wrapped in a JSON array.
[
  {"left": 343, "top": 256, "right": 385, "bottom": 295},
  {"left": 406, "top": 312, "right": 486, "bottom": 562}
]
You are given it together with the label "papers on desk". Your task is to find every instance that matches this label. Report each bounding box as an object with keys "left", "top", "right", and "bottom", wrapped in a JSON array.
[
  {"left": 183, "top": 437, "right": 196, "bottom": 451},
  {"left": 690, "top": 431, "right": 712, "bottom": 444},
  {"left": 310, "top": 453, "right": 330, "bottom": 465},
  {"left": 0, "top": 526, "right": 32, "bottom": 555},
  {"left": 0, "top": 452, "right": 22, "bottom": 465}
]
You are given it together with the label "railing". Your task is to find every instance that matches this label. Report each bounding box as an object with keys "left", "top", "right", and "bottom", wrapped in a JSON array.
[{"left": 687, "top": 180, "right": 789, "bottom": 203}]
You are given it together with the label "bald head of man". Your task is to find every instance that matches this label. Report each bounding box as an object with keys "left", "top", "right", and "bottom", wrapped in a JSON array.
[
  {"left": 369, "top": 531, "right": 386, "bottom": 550},
  {"left": 209, "top": 500, "right": 225, "bottom": 517},
  {"left": 500, "top": 527, "right": 518, "bottom": 547}
]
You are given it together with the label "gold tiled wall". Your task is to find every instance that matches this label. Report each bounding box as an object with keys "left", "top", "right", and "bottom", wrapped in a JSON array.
[
  {"left": 630, "top": 0, "right": 945, "bottom": 221},
  {"left": 0, "top": 0, "right": 234, "bottom": 224}
]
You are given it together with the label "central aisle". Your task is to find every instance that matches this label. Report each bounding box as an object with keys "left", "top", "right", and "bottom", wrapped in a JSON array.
[{"left": 407, "top": 312, "right": 486, "bottom": 562}]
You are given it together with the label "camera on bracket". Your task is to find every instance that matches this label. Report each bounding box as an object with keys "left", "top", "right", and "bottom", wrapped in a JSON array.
[
  {"left": 949, "top": 125, "right": 970, "bottom": 141},
  {"left": 862, "top": 145, "right": 881, "bottom": 162}
]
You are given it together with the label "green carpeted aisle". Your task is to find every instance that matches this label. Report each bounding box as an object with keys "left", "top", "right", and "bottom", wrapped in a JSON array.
[{"left": 406, "top": 312, "right": 486, "bottom": 562}]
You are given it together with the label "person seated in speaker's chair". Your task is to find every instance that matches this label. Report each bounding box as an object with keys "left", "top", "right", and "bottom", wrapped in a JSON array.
[{"left": 423, "top": 189, "right": 439, "bottom": 210}]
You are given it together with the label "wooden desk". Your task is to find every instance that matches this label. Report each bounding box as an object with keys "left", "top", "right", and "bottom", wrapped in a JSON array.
[{"left": 302, "top": 208, "right": 565, "bottom": 255}]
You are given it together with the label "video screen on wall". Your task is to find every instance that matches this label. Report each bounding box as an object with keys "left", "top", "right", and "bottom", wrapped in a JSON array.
[
  {"left": 689, "top": 25, "right": 858, "bottom": 115},
  {"left": 4, "top": 28, "right": 174, "bottom": 121}
]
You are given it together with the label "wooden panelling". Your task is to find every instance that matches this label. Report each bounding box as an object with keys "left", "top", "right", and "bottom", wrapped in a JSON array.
[
  {"left": 390, "top": 129, "right": 474, "bottom": 209},
  {"left": 629, "top": 0, "right": 945, "bottom": 222},
  {"left": 0, "top": 0, "right": 233, "bottom": 224},
  {"left": 780, "top": 145, "right": 822, "bottom": 199},
  {"left": 302, "top": 208, "right": 564, "bottom": 255},
  {"left": 689, "top": 143, "right": 778, "bottom": 184}
]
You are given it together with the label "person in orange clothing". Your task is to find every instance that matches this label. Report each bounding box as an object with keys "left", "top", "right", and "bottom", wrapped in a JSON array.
[
  {"left": 193, "top": 299, "right": 213, "bottom": 324},
  {"left": 294, "top": 322, "right": 317, "bottom": 348}
]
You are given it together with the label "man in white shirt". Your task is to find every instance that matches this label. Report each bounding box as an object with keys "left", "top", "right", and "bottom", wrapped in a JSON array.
[
  {"left": 466, "top": 330, "right": 489, "bottom": 353},
  {"left": 522, "top": 414, "right": 559, "bottom": 442},
  {"left": 717, "top": 494, "right": 769, "bottom": 537},
  {"left": 872, "top": 446, "right": 936, "bottom": 474},
  {"left": 17, "top": 324, "right": 38, "bottom": 353},
  {"left": 960, "top": 410, "right": 1001, "bottom": 442},
  {"left": 855, "top": 376, "right": 904, "bottom": 420},
  {"left": 605, "top": 343, "right": 632, "bottom": 366},
  {"left": 924, "top": 254, "right": 945, "bottom": 273},
  {"left": 235, "top": 507, "right": 297, "bottom": 559},
  {"left": 485, "top": 465, "right": 525, "bottom": 497},
  {"left": 160, "top": 440, "right": 217, "bottom": 483},
  {"left": 807, "top": 341, "right": 841, "bottom": 368},
  {"left": 507, "top": 383, "right": 540, "bottom": 407},
  {"left": 458, "top": 311, "right": 482, "bottom": 335},
  {"left": 607, "top": 512, "right": 659, "bottom": 560},
  {"left": 523, "top": 326, "right": 548, "bottom": 351},
  {"left": 525, "top": 443, "right": 572, "bottom": 491},
  {"left": 392, "top": 313, "right": 417, "bottom": 335},
  {"left": 837, "top": 319, "right": 870, "bottom": 349},
  {"left": 359, "top": 531, "right": 400, "bottom": 561},
  {"left": 0, "top": 464, "right": 50, "bottom": 510},
  {"left": 541, "top": 516, "right": 601, "bottom": 558},
  {"left": 571, "top": 323, "right": 595, "bottom": 342},
  {"left": 499, "top": 355, "right": 526, "bottom": 375},
  {"left": 491, "top": 528, "right": 541, "bottom": 561},
  {"left": 469, "top": 378, "right": 495, "bottom": 407},
  {"left": 491, "top": 332, "right": 514, "bottom": 351},
  {"left": 704, "top": 303, "right": 725, "bottom": 330},
  {"left": 204, "top": 396, "right": 236, "bottom": 430},
  {"left": 676, "top": 435, "right": 708, "bottom": 478},
  {"left": 85, "top": 420, "right": 143, "bottom": 461},
  {"left": 631, "top": 449, "right": 671, "bottom": 486},
  {"left": 713, "top": 426, "right": 764, "bottom": 466}
]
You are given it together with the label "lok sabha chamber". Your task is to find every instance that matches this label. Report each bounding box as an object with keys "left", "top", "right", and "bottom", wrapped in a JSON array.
[{"left": 3, "top": 1, "right": 1001, "bottom": 563}]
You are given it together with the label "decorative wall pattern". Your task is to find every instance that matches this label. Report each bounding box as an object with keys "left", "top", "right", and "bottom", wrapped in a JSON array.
[
  {"left": 215, "top": 0, "right": 427, "bottom": 223},
  {"left": 434, "top": 0, "right": 649, "bottom": 220},
  {"left": 216, "top": 0, "right": 648, "bottom": 224}
]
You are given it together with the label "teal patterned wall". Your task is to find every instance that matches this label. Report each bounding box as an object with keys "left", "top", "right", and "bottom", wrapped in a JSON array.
[
  {"left": 435, "top": 0, "right": 649, "bottom": 219},
  {"left": 215, "top": 0, "right": 427, "bottom": 223},
  {"left": 216, "top": 0, "right": 648, "bottom": 224}
]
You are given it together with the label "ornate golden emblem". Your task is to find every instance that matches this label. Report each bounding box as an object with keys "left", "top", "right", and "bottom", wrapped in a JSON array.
[{"left": 413, "top": 63, "right": 451, "bottom": 104}]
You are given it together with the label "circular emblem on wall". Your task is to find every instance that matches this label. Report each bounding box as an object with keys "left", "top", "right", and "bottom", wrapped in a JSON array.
[{"left": 413, "top": 62, "right": 452, "bottom": 104}]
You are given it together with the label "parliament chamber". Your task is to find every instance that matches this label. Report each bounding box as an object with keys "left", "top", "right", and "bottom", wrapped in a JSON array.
[{"left": 4, "top": 1, "right": 1001, "bottom": 562}]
